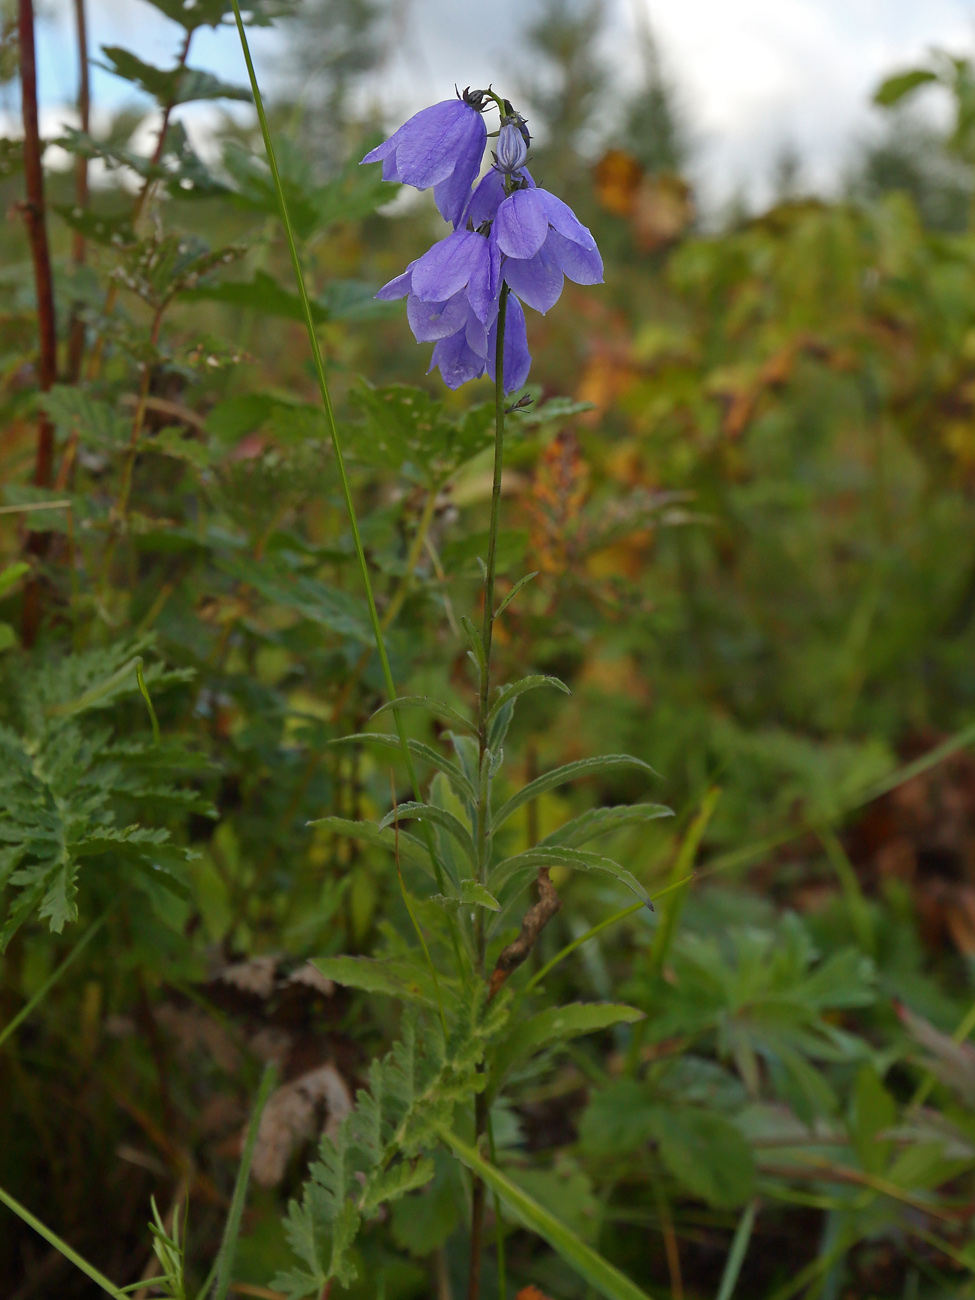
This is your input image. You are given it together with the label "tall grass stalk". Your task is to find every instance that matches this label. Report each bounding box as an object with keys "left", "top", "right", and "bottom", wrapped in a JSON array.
[{"left": 228, "top": 0, "right": 453, "bottom": 1016}]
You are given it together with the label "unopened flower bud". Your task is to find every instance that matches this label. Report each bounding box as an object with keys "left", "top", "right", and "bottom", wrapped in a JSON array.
[{"left": 496, "top": 122, "right": 528, "bottom": 174}]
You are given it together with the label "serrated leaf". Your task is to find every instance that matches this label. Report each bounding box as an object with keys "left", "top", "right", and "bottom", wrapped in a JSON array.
[
  {"left": 493, "top": 754, "right": 658, "bottom": 830},
  {"left": 349, "top": 383, "right": 494, "bottom": 488},
  {"left": 97, "top": 46, "right": 249, "bottom": 105}
]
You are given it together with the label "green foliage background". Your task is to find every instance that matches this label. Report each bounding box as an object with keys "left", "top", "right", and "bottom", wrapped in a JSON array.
[{"left": 4, "top": 2, "right": 975, "bottom": 1298}]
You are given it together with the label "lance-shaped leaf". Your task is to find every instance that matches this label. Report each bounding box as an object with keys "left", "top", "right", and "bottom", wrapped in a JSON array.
[
  {"left": 487, "top": 674, "right": 570, "bottom": 726},
  {"left": 491, "top": 845, "right": 654, "bottom": 909},
  {"left": 378, "top": 802, "right": 476, "bottom": 868},
  {"left": 307, "top": 816, "right": 434, "bottom": 877},
  {"left": 540, "top": 802, "right": 673, "bottom": 848},
  {"left": 312, "top": 956, "right": 452, "bottom": 1008},
  {"left": 329, "top": 734, "right": 475, "bottom": 804},
  {"left": 493, "top": 754, "right": 658, "bottom": 831},
  {"left": 371, "top": 695, "right": 476, "bottom": 736},
  {"left": 488, "top": 1002, "right": 644, "bottom": 1099}
]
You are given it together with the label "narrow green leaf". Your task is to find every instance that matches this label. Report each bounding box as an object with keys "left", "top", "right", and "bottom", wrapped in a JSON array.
[
  {"left": 492, "top": 845, "right": 653, "bottom": 909},
  {"left": 0, "top": 563, "right": 30, "bottom": 597},
  {"left": 488, "top": 674, "right": 570, "bottom": 726},
  {"left": 437, "top": 1127, "right": 655, "bottom": 1300},
  {"left": 305, "top": 816, "right": 433, "bottom": 876},
  {"left": 541, "top": 802, "right": 673, "bottom": 848},
  {"left": 715, "top": 1201, "right": 758, "bottom": 1300},
  {"left": 0, "top": 1183, "right": 127, "bottom": 1298},
  {"left": 378, "top": 802, "right": 476, "bottom": 866},
  {"left": 311, "top": 956, "right": 450, "bottom": 1008},
  {"left": 493, "top": 754, "right": 658, "bottom": 831},
  {"left": 873, "top": 68, "right": 939, "bottom": 107},
  {"left": 330, "top": 734, "right": 475, "bottom": 803},
  {"left": 212, "top": 1062, "right": 277, "bottom": 1300},
  {"left": 371, "top": 695, "right": 476, "bottom": 736},
  {"left": 494, "top": 571, "right": 538, "bottom": 619}
]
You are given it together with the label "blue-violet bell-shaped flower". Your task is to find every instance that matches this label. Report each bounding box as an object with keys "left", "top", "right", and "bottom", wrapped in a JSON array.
[
  {"left": 496, "top": 187, "right": 604, "bottom": 313},
  {"left": 360, "top": 93, "right": 487, "bottom": 227}
]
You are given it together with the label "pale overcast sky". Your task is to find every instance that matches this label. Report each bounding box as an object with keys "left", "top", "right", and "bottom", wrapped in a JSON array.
[{"left": 18, "top": 0, "right": 975, "bottom": 208}]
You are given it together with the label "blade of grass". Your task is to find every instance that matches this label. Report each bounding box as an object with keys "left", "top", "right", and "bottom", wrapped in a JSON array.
[
  {"left": 523, "top": 872, "right": 698, "bottom": 997},
  {"left": 0, "top": 1182, "right": 127, "bottom": 1298},
  {"left": 715, "top": 1200, "right": 758, "bottom": 1300},
  {"left": 701, "top": 717, "right": 975, "bottom": 881},
  {"left": 228, "top": 0, "right": 459, "bottom": 991},
  {"left": 438, "top": 1125, "right": 656, "bottom": 1300},
  {"left": 208, "top": 1061, "right": 277, "bottom": 1300},
  {"left": 0, "top": 909, "right": 109, "bottom": 1051}
]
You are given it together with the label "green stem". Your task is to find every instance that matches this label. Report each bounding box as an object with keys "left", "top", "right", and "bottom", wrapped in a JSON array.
[
  {"left": 0, "top": 1182, "right": 127, "bottom": 1299},
  {"left": 229, "top": 2, "right": 454, "bottom": 986},
  {"left": 0, "top": 910, "right": 109, "bottom": 1051},
  {"left": 468, "top": 283, "right": 509, "bottom": 1300}
]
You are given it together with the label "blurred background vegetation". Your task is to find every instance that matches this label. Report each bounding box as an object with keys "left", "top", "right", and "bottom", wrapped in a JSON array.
[{"left": 6, "top": 1, "right": 975, "bottom": 1297}]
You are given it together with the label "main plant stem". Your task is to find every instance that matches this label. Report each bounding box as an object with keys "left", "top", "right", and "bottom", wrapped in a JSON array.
[
  {"left": 469, "top": 284, "right": 509, "bottom": 1300},
  {"left": 18, "top": 0, "right": 59, "bottom": 647}
]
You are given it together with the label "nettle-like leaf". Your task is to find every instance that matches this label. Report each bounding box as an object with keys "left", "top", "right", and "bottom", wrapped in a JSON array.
[
  {"left": 115, "top": 234, "right": 247, "bottom": 310},
  {"left": 273, "top": 995, "right": 509, "bottom": 1297},
  {"left": 40, "top": 386, "right": 129, "bottom": 450},
  {"left": 0, "top": 640, "right": 204, "bottom": 951},
  {"left": 145, "top": 0, "right": 297, "bottom": 31},
  {"left": 97, "top": 46, "right": 249, "bottom": 106},
  {"left": 349, "top": 383, "right": 495, "bottom": 488},
  {"left": 222, "top": 137, "right": 394, "bottom": 241}
]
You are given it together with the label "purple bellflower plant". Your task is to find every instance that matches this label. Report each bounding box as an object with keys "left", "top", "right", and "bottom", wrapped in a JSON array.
[
  {"left": 362, "top": 88, "right": 602, "bottom": 393},
  {"left": 361, "top": 89, "right": 488, "bottom": 226}
]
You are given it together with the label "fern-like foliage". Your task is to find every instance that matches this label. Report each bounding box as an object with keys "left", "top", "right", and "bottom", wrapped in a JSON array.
[
  {"left": 0, "top": 638, "right": 205, "bottom": 951},
  {"left": 274, "top": 989, "right": 510, "bottom": 1297}
]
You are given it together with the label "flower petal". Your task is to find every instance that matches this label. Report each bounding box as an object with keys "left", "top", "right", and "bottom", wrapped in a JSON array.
[
  {"left": 429, "top": 329, "right": 488, "bottom": 389},
  {"left": 502, "top": 242, "right": 564, "bottom": 314},
  {"left": 488, "top": 293, "right": 531, "bottom": 394},
  {"left": 463, "top": 169, "right": 506, "bottom": 228},
  {"left": 375, "top": 261, "right": 416, "bottom": 300},
  {"left": 534, "top": 189, "right": 598, "bottom": 250},
  {"left": 394, "top": 101, "right": 485, "bottom": 189},
  {"left": 407, "top": 290, "right": 471, "bottom": 341},
  {"left": 467, "top": 235, "right": 502, "bottom": 326},
  {"left": 545, "top": 228, "right": 603, "bottom": 285},
  {"left": 495, "top": 189, "right": 549, "bottom": 259},
  {"left": 411, "top": 231, "right": 480, "bottom": 303}
]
